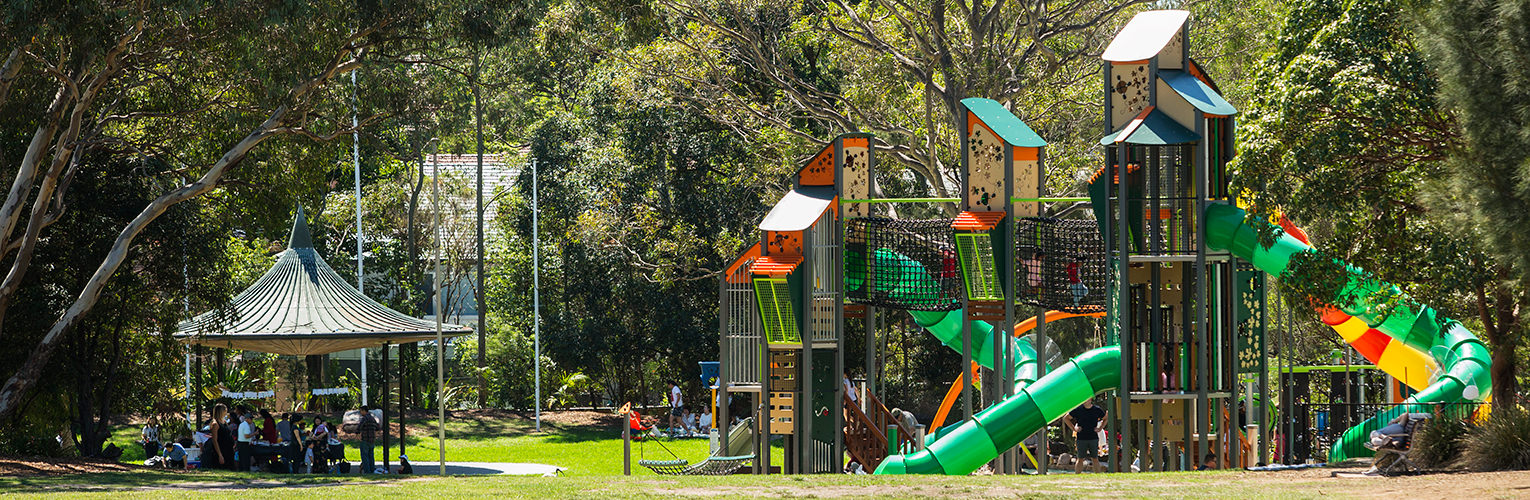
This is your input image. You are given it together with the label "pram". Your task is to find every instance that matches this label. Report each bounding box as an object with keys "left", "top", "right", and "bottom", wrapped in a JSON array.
[
  {"left": 306, "top": 438, "right": 349, "bottom": 473},
  {"left": 1364, "top": 412, "right": 1431, "bottom": 476}
]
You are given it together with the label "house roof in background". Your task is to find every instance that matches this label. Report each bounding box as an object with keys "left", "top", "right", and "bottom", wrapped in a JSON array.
[{"left": 426, "top": 154, "right": 522, "bottom": 233}]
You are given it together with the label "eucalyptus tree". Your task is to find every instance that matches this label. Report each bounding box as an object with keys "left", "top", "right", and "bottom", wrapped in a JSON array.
[
  {"left": 634, "top": 0, "right": 1151, "bottom": 199},
  {"left": 0, "top": 0, "right": 482, "bottom": 422}
]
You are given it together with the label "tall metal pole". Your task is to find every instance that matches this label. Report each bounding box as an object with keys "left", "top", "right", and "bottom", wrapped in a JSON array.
[
  {"left": 474, "top": 59, "right": 488, "bottom": 408},
  {"left": 533, "top": 158, "right": 541, "bottom": 432},
  {"left": 183, "top": 257, "right": 192, "bottom": 429},
  {"left": 432, "top": 145, "right": 446, "bottom": 475},
  {"left": 354, "top": 69, "right": 368, "bottom": 407}
]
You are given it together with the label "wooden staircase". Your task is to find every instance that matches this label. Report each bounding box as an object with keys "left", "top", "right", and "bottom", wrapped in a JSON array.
[{"left": 843, "top": 389, "right": 919, "bottom": 471}]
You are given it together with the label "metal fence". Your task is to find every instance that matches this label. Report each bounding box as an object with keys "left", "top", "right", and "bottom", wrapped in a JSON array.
[{"left": 1282, "top": 401, "right": 1487, "bottom": 463}]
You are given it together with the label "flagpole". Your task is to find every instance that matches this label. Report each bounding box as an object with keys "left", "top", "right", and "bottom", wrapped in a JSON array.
[{"left": 353, "top": 69, "right": 368, "bottom": 407}]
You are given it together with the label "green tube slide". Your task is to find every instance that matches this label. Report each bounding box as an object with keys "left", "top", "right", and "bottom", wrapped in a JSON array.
[
  {"left": 1203, "top": 204, "right": 1492, "bottom": 462},
  {"left": 851, "top": 248, "right": 1122, "bottom": 475},
  {"left": 874, "top": 345, "right": 1120, "bottom": 475}
]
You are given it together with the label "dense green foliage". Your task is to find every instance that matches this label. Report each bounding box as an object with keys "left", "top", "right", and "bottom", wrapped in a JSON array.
[
  {"left": 1413, "top": 413, "right": 1470, "bottom": 468},
  {"left": 1420, "top": 0, "right": 1530, "bottom": 406},
  {"left": 1460, "top": 406, "right": 1530, "bottom": 470},
  {"left": 1228, "top": 0, "right": 1527, "bottom": 399},
  {"left": 0, "top": 0, "right": 1527, "bottom": 465}
]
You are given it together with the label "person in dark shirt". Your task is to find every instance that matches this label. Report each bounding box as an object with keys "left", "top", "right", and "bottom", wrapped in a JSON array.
[
  {"left": 1064, "top": 398, "right": 1107, "bottom": 473},
  {"left": 357, "top": 406, "right": 380, "bottom": 474}
]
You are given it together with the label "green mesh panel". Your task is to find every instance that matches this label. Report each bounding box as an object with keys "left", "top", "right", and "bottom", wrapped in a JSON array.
[
  {"left": 956, "top": 233, "right": 1003, "bottom": 301},
  {"left": 754, "top": 278, "right": 801, "bottom": 345}
]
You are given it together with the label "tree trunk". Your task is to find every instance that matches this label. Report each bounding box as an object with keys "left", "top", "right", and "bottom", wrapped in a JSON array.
[
  {"left": 0, "top": 104, "right": 292, "bottom": 421},
  {"left": 1490, "top": 282, "right": 1520, "bottom": 409}
]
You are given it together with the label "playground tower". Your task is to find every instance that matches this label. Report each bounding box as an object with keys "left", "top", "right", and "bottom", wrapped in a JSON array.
[
  {"left": 714, "top": 9, "right": 1270, "bottom": 475},
  {"left": 1093, "top": 9, "right": 1263, "bottom": 471}
]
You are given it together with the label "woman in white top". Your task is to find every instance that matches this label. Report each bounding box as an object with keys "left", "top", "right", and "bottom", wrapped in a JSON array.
[{"left": 140, "top": 419, "right": 160, "bottom": 460}]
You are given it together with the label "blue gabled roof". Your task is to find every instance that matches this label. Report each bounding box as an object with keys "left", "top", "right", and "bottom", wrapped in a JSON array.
[
  {"left": 1099, "top": 108, "right": 1199, "bottom": 145},
  {"left": 961, "top": 98, "right": 1047, "bottom": 147},
  {"left": 1160, "top": 70, "right": 1237, "bottom": 116}
]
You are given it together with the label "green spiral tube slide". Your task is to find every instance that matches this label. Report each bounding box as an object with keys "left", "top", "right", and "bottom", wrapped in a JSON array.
[
  {"left": 850, "top": 248, "right": 1122, "bottom": 475},
  {"left": 1203, "top": 204, "right": 1492, "bottom": 461}
]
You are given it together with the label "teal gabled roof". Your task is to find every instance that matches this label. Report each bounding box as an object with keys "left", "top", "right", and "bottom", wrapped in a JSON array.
[
  {"left": 1160, "top": 70, "right": 1237, "bottom": 115},
  {"left": 961, "top": 98, "right": 1047, "bottom": 147},
  {"left": 1099, "top": 108, "right": 1199, "bottom": 145}
]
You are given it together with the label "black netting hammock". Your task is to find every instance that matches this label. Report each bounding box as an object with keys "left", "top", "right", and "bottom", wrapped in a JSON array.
[
  {"left": 845, "top": 217, "right": 962, "bottom": 311},
  {"left": 1016, "top": 217, "right": 1108, "bottom": 313}
]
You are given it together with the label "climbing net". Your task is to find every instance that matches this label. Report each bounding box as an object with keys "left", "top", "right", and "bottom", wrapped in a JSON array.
[
  {"left": 845, "top": 217, "right": 962, "bottom": 311},
  {"left": 1015, "top": 217, "right": 1108, "bottom": 313}
]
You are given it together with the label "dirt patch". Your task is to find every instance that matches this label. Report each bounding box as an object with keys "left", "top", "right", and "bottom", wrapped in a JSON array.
[{"left": 0, "top": 455, "right": 152, "bottom": 477}]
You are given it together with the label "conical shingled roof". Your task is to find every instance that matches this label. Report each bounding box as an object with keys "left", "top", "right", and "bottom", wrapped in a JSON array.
[{"left": 175, "top": 207, "right": 471, "bottom": 356}]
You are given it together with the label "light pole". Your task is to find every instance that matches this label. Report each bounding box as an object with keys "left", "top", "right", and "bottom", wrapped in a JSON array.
[
  {"left": 430, "top": 139, "right": 446, "bottom": 475},
  {"left": 532, "top": 157, "right": 540, "bottom": 433}
]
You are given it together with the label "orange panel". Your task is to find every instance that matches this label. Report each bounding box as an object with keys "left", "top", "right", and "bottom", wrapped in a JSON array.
[
  {"left": 1087, "top": 162, "right": 1142, "bottom": 185},
  {"left": 842, "top": 137, "right": 869, "bottom": 149},
  {"left": 1014, "top": 147, "right": 1039, "bottom": 161},
  {"left": 752, "top": 255, "right": 804, "bottom": 277},
  {"left": 1113, "top": 105, "right": 1157, "bottom": 144},
  {"left": 724, "top": 242, "right": 763, "bottom": 284},
  {"left": 797, "top": 144, "right": 835, "bottom": 186},
  {"left": 764, "top": 230, "right": 803, "bottom": 256},
  {"left": 951, "top": 211, "right": 1006, "bottom": 231},
  {"left": 967, "top": 112, "right": 1001, "bottom": 146}
]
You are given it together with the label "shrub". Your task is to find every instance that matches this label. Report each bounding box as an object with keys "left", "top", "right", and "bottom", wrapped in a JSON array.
[
  {"left": 1460, "top": 405, "right": 1530, "bottom": 471},
  {"left": 1412, "top": 414, "right": 1469, "bottom": 468}
]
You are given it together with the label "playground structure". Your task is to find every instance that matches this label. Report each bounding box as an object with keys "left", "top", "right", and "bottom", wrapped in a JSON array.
[{"left": 710, "top": 9, "right": 1491, "bottom": 476}]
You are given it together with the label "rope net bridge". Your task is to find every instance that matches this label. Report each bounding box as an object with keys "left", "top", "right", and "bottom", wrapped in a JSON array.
[
  {"left": 845, "top": 218, "right": 962, "bottom": 311},
  {"left": 1016, "top": 217, "right": 1108, "bottom": 314}
]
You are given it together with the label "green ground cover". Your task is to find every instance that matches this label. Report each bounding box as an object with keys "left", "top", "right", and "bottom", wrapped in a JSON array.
[{"left": 10, "top": 468, "right": 1530, "bottom": 499}]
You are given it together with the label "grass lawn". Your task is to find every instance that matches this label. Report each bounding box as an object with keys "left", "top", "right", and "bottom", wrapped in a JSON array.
[
  {"left": 108, "top": 409, "right": 783, "bottom": 476},
  {"left": 52, "top": 411, "right": 1530, "bottom": 498}
]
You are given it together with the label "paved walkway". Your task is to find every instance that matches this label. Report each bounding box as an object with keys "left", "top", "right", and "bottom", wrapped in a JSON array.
[{"left": 354, "top": 461, "right": 564, "bottom": 476}]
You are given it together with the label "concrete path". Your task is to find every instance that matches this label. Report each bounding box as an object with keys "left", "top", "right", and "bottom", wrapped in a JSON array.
[{"left": 353, "top": 461, "right": 564, "bottom": 476}]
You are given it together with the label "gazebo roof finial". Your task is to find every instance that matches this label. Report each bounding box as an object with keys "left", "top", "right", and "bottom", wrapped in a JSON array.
[{"left": 289, "top": 205, "right": 313, "bottom": 249}]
